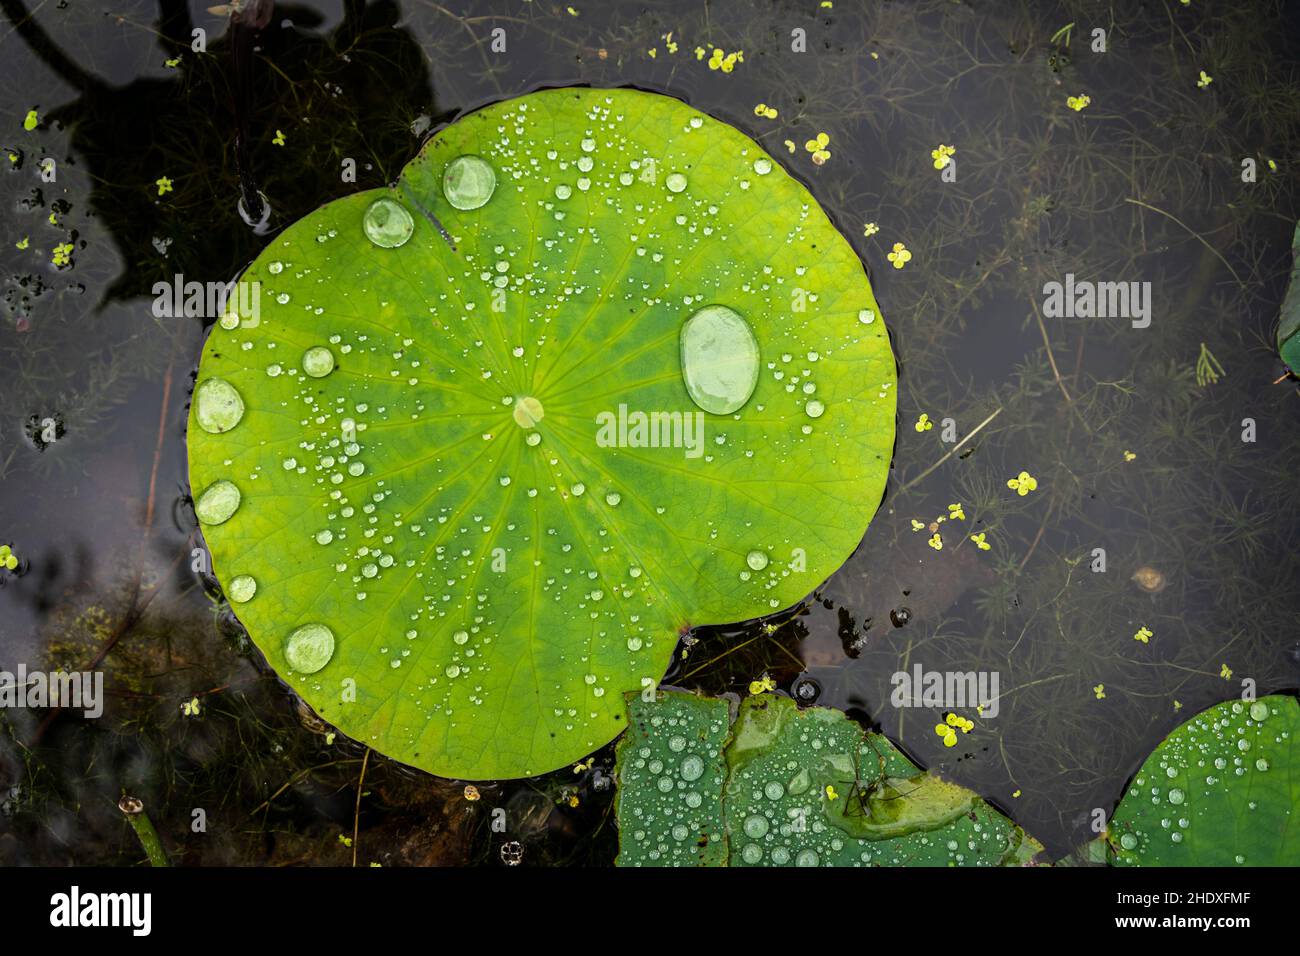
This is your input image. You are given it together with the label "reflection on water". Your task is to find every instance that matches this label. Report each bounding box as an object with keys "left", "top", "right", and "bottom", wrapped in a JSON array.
[{"left": 2, "top": 0, "right": 1299, "bottom": 863}]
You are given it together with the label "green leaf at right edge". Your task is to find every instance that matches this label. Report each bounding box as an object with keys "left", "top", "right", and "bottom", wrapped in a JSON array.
[
  {"left": 1108, "top": 694, "right": 1300, "bottom": 866},
  {"left": 1280, "top": 222, "right": 1300, "bottom": 371},
  {"left": 615, "top": 692, "right": 1043, "bottom": 866}
]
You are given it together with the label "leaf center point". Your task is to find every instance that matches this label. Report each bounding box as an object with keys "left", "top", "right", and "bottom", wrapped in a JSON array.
[{"left": 512, "top": 395, "right": 544, "bottom": 428}]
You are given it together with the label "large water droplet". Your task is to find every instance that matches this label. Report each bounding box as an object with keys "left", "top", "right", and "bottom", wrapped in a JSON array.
[
  {"left": 746, "top": 549, "right": 769, "bottom": 571},
  {"left": 443, "top": 155, "right": 496, "bottom": 210},
  {"left": 228, "top": 574, "right": 257, "bottom": 603},
  {"left": 665, "top": 172, "right": 688, "bottom": 193},
  {"left": 362, "top": 198, "right": 414, "bottom": 248},
  {"left": 302, "top": 346, "right": 335, "bottom": 378},
  {"left": 284, "top": 623, "right": 335, "bottom": 674},
  {"left": 680, "top": 755, "right": 704, "bottom": 781},
  {"left": 1249, "top": 701, "right": 1269, "bottom": 721},
  {"left": 680, "top": 304, "right": 760, "bottom": 415},
  {"left": 195, "top": 480, "right": 241, "bottom": 525},
  {"left": 194, "top": 377, "right": 245, "bottom": 434}
]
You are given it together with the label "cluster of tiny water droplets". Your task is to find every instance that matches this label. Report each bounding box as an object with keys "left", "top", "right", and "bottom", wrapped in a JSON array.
[
  {"left": 619, "top": 696, "right": 1026, "bottom": 867},
  {"left": 1112, "top": 699, "right": 1288, "bottom": 864},
  {"left": 618, "top": 696, "right": 730, "bottom": 865}
]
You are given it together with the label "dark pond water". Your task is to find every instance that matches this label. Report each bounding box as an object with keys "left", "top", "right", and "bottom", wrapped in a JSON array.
[{"left": 2, "top": 0, "right": 1299, "bottom": 864}]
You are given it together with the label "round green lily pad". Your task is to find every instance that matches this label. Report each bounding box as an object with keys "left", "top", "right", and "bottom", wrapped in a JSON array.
[
  {"left": 1109, "top": 694, "right": 1299, "bottom": 865},
  {"left": 186, "top": 88, "right": 896, "bottom": 779}
]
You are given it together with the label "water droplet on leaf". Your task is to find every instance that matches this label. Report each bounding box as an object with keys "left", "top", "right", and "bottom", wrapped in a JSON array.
[
  {"left": 195, "top": 480, "right": 241, "bottom": 525},
  {"left": 302, "top": 346, "right": 335, "bottom": 378},
  {"left": 443, "top": 155, "right": 497, "bottom": 210},
  {"left": 362, "top": 198, "right": 414, "bottom": 248},
  {"left": 680, "top": 304, "right": 760, "bottom": 415},
  {"left": 285, "top": 623, "right": 335, "bottom": 674},
  {"left": 228, "top": 574, "right": 257, "bottom": 603},
  {"left": 194, "top": 378, "right": 245, "bottom": 434}
]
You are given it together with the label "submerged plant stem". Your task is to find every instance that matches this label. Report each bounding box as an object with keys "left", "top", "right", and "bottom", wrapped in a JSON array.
[
  {"left": 898, "top": 406, "right": 1003, "bottom": 494},
  {"left": 119, "top": 796, "right": 170, "bottom": 867},
  {"left": 352, "top": 748, "right": 370, "bottom": 867},
  {"left": 1124, "top": 198, "right": 1244, "bottom": 288}
]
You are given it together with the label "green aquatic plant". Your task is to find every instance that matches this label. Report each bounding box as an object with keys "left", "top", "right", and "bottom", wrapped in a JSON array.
[
  {"left": 1108, "top": 695, "right": 1299, "bottom": 866},
  {"left": 187, "top": 88, "right": 896, "bottom": 780},
  {"left": 1194, "top": 342, "right": 1225, "bottom": 387},
  {"left": 615, "top": 691, "right": 1043, "bottom": 866}
]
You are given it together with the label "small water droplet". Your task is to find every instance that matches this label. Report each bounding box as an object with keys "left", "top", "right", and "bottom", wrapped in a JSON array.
[{"left": 788, "top": 768, "right": 811, "bottom": 795}]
